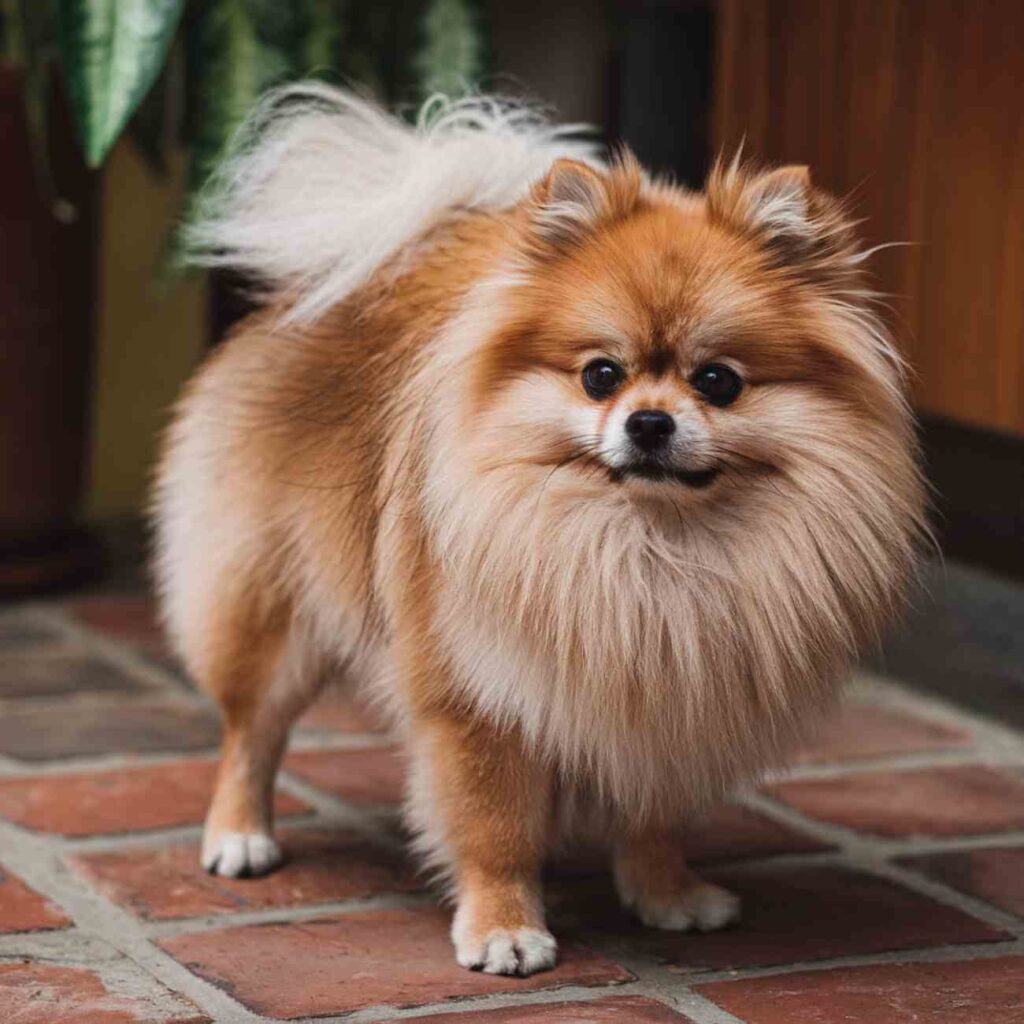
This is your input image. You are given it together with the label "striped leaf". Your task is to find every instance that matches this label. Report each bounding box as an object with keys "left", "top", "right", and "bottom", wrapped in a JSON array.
[{"left": 56, "top": 0, "right": 185, "bottom": 166}]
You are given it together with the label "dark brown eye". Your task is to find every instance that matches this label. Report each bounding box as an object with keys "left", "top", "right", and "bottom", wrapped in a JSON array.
[
  {"left": 582, "top": 358, "right": 625, "bottom": 400},
  {"left": 691, "top": 363, "right": 742, "bottom": 407}
]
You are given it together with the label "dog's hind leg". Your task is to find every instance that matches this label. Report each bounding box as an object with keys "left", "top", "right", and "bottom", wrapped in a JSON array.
[
  {"left": 193, "top": 595, "right": 327, "bottom": 878},
  {"left": 613, "top": 828, "right": 741, "bottom": 932}
]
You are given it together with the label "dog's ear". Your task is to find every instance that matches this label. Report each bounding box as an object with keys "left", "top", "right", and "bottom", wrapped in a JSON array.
[
  {"left": 524, "top": 155, "right": 643, "bottom": 254},
  {"left": 706, "top": 157, "right": 857, "bottom": 282}
]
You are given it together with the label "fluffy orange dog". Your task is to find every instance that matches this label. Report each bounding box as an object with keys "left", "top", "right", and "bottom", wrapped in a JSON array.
[{"left": 154, "top": 85, "right": 924, "bottom": 975}]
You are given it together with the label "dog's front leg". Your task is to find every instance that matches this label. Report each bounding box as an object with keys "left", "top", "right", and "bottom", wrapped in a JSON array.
[{"left": 408, "top": 712, "right": 555, "bottom": 975}]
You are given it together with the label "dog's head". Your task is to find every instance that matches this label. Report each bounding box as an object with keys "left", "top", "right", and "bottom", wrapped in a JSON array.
[{"left": 459, "top": 153, "right": 920, "bottom": 532}]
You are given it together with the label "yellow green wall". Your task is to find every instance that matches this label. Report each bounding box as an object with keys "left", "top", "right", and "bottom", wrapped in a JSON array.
[{"left": 87, "top": 141, "right": 207, "bottom": 518}]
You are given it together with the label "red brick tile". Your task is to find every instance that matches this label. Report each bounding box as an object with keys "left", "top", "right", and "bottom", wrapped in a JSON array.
[
  {"left": 0, "top": 863, "right": 68, "bottom": 932},
  {"left": 0, "top": 760, "right": 306, "bottom": 836},
  {"left": 298, "top": 693, "right": 390, "bottom": 735},
  {"left": 695, "top": 955, "right": 1024, "bottom": 1023},
  {"left": 400, "top": 995, "right": 693, "bottom": 1022},
  {"left": 684, "top": 803, "right": 831, "bottom": 863},
  {"left": 66, "top": 595, "right": 190, "bottom": 682},
  {"left": 765, "top": 765, "right": 1024, "bottom": 838},
  {"left": 160, "top": 907, "right": 632, "bottom": 1018},
  {"left": 0, "top": 654, "right": 150, "bottom": 698},
  {"left": 903, "top": 846, "right": 1024, "bottom": 917},
  {"left": 554, "top": 866, "right": 1005, "bottom": 971},
  {"left": 66, "top": 595, "right": 168, "bottom": 656},
  {"left": 72, "top": 829, "right": 419, "bottom": 920},
  {"left": 0, "top": 961, "right": 209, "bottom": 1024},
  {"left": 549, "top": 804, "right": 828, "bottom": 882},
  {"left": 791, "top": 704, "right": 973, "bottom": 765},
  {"left": 285, "top": 745, "right": 405, "bottom": 806},
  {"left": 0, "top": 699, "right": 222, "bottom": 760}
]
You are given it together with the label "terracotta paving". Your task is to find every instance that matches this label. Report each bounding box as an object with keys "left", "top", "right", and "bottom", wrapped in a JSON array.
[{"left": 1, "top": 591, "right": 1023, "bottom": 1023}]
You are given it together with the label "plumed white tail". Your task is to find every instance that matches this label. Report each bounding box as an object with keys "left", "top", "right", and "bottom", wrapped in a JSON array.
[{"left": 185, "top": 83, "right": 600, "bottom": 324}]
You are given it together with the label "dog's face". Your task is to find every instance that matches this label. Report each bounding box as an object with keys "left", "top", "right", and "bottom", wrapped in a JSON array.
[{"left": 469, "top": 157, "right": 914, "bottom": 515}]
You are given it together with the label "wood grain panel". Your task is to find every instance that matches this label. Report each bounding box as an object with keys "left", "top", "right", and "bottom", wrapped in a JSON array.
[{"left": 713, "top": 0, "right": 1024, "bottom": 436}]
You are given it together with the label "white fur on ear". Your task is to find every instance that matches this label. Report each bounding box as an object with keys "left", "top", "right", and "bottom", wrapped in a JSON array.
[
  {"left": 531, "top": 159, "right": 609, "bottom": 247},
  {"left": 741, "top": 165, "right": 812, "bottom": 240},
  {"left": 707, "top": 157, "right": 858, "bottom": 281}
]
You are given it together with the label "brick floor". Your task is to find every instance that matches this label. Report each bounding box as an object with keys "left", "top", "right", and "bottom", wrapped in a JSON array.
[
  {"left": 284, "top": 744, "right": 407, "bottom": 806},
  {"left": 66, "top": 594, "right": 169, "bottom": 657},
  {"left": 552, "top": 866, "right": 1006, "bottom": 971},
  {"left": 0, "top": 862, "right": 69, "bottom": 932},
  {"left": 0, "top": 759, "right": 306, "bottom": 835},
  {"left": 791, "top": 703, "right": 973, "bottom": 764},
  {"left": 71, "top": 828, "right": 420, "bottom": 920},
  {"left": 3, "top": 589, "right": 1024, "bottom": 1023},
  {"left": 0, "top": 961, "right": 210, "bottom": 1023},
  {"left": 683, "top": 803, "right": 832, "bottom": 863},
  {"left": 400, "top": 995, "right": 697, "bottom": 1022},
  {"left": 159, "top": 908, "right": 633, "bottom": 1018},
  {"left": 903, "top": 847, "right": 1024, "bottom": 916},
  {"left": 695, "top": 956, "right": 1024, "bottom": 1023},
  {"left": 0, "top": 653, "right": 151, "bottom": 698},
  {"left": 0, "top": 698, "right": 222, "bottom": 760},
  {"left": 765, "top": 764, "right": 1024, "bottom": 837},
  {"left": 0, "top": 611, "right": 63, "bottom": 653}
]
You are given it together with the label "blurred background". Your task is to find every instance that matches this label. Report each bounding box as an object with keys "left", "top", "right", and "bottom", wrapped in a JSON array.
[{"left": 1, "top": 1, "right": 1022, "bottom": 719}]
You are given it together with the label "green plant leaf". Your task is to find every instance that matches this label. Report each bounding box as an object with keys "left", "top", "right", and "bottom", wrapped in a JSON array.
[
  {"left": 177, "top": 0, "right": 298, "bottom": 252},
  {"left": 297, "top": 0, "right": 343, "bottom": 75},
  {"left": 56, "top": 0, "right": 185, "bottom": 167},
  {"left": 415, "top": 0, "right": 482, "bottom": 98}
]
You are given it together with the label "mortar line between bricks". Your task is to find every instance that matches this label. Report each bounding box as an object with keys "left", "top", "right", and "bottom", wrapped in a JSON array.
[
  {"left": 58, "top": 806, "right": 377, "bottom": 854},
  {"left": 1, "top": 666, "right": 1021, "bottom": 1024},
  {"left": 279, "top": 980, "right": 663, "bottom": 1023},
  {"left": 32, "top": 604, "right": 191, "bottom": 696},
  {"left": 634, "top": 963, "right": 747, "bottom": 1024},
  {"left": 58, "top": 812, "right": 327, "bottom": 853},
  {"left": 656, "top": 937, "right": 1024, "bottom": 986},
  {"left": 585, "top": 951, "right": 747, "bottom": 1024},
  {"left": 738, "top": 784, "right": 1024, "bottom": 936},
  {"left": 0, "top": 731, "right": 392, "bottom": 779},
  {"left": 854, "top": 671, "right": 1024, "bottom": 757},
  {"left": 870, "top": 859, "right": 1024, "bottom": 937},
  {"left": 275, "top": 769, "right": 409, "bottom": 852},
  {"left": 0, "top": 817, "right": 264, "bottom": 1024},
  {"left": 760, "top": 747, "right": 1023, "bottom": 784},
  {"left": 141, "top": 891, "right": 435, "bottom": 938},
  {"left": 736, "top": 789, "right": 1024, "bottom": 861},
  {"left": 0, "top": 689, "right": 213, "bottom": 715}
]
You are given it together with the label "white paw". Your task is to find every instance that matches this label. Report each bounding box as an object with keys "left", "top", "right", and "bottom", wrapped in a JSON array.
[
  {"left": 628, "top": 882, "right": 741, "bottom": 932},
  {"left": 453, "top": 926, "right": 558, "bottom": 976},
  {"left": 201, "top": 830, "right": 283, "bottom": 878}
]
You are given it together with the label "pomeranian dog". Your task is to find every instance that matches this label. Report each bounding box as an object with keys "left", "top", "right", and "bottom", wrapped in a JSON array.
[{"left": 154, "top": 84, "right": 924, "bottom": 976}]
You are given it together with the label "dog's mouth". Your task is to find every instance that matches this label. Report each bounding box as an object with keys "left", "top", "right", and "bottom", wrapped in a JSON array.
[{"left": 611, "top": 462, "right": 722, "bottom": 489}]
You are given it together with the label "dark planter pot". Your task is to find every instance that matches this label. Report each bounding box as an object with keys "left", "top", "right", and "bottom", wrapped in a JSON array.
[{"left": 0, "top": 66, "right": 101, "bottom": 596}]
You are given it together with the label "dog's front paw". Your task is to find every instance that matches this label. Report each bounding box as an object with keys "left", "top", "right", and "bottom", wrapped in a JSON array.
[
  {"left": 453, "top": 925, "right": 558, "bottom": 976},
  {"left": 625, "top": 880, "right": 740, "bottom": 932},
  {"left": 201, "top": 830, "right": 283, "bottom": 878}
]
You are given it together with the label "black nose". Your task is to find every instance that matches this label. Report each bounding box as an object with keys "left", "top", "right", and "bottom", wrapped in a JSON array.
[{"left": 625, "top": 409, "right": 676, "bottom": 451}]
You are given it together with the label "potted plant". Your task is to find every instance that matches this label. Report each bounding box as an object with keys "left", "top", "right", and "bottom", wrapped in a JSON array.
[{"left": 0, "top": 0, "right": 481, "bottom": 595}]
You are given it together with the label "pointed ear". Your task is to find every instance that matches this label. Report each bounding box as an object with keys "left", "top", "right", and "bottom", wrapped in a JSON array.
[
  {"left": 526, "top": 154, "right": 643, "bottom": 253},
  {"left": 706, "top": 158, "right": 855, "bottom": 279},
  {"left": 530, "top": 159, "right": 611, "bottom": 248}
]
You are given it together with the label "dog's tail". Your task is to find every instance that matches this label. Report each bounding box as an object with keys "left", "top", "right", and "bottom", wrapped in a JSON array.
[{"left": 184, "top": 83, "right": 599, "bottom": 325}]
